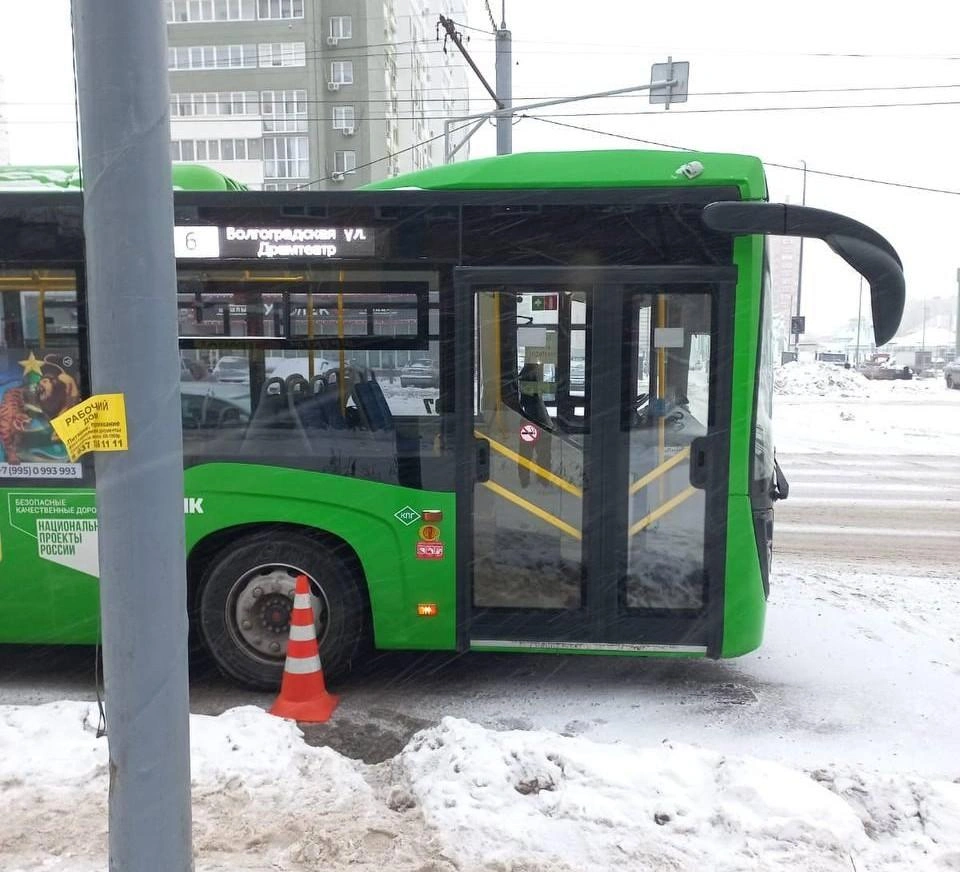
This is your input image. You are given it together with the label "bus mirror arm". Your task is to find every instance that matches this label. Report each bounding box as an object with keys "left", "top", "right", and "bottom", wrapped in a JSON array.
[{"left": 701, "top": 201, "right": 905, "bottom": 347}]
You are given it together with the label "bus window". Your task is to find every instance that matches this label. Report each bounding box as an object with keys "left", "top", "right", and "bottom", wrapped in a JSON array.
[{"left": 177, "top": 268, "right": 444, "bottom": 489}]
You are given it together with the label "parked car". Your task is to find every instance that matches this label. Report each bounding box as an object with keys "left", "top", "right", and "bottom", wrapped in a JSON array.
[
  {"left": 857, "top": 353, "right": 913, "bottom": 381},
  {"left": 945, "top": 359, "right": 960, "bottom": 390},
  {"left": 211, "top": 355, "right": 250, "bottom": 383},
  {"left": 400, "top": 358, "right": 439, "bottom": 387},
  {"left": 180, "top": 381, "right": 250, "bottom": 431},
  {"left": 265, "top": 356, "right": 333, "bottom": 382},
  {"left": 816, "top": 351, "right": 849, "bottom": 366},
  {"left": 180, "top": 356, "right": 208, "bottom": 381}
]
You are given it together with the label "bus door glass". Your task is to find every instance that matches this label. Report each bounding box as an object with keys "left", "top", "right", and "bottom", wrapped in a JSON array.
[
  {"left": 624, "top": 289, "right": 713, "bottom": 612},
  {"left": 461, "top": 269, "right": 729, "bottom": 648},
  {"left": 472, "top": 286, "right": 588, "bottom": 613}
]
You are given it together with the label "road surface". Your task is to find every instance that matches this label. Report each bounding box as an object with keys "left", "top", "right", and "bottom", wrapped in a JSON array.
[
  {"left": 2, "top": 452, "right": 956, "bottom": 767},
  {"left": 773, "top": 452, "right": 959, "bottom": 576}
]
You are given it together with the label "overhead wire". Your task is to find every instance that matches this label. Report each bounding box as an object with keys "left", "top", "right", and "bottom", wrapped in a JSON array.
[
  {"left": 290, "top": 117, "right": 480, "bottom": 189},
  {"left": 11, "top": 80, "right": 960, "bottom": 112},
  {"left": 526, "top": 115, "right": 960, "bottom": 196},
  {"left": 11, "top": 92, "right": 960, "bottom": 126}
]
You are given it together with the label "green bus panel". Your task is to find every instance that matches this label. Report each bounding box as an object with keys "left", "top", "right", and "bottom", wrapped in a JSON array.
[
  {"left": 183, "top": 464, "right": 457, "bottom": 651},
  {"left": 0, "top": 469, "right": 457, "bottom": 651},
  {"left": 0, "top": 489, "right": 100, "bottom": 643},
  {"left": 364, "top": 150, "right": 767, "bottom": 196},
  {"left": 721, "top": 234, "right": 767, "bottom": 656}
]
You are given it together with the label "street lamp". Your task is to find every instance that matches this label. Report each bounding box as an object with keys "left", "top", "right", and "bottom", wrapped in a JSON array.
[
  {"left": 793, "top": 160, "right": 807, "bottom": 352},
  {"left": 855, "top": 276, "right": 863, "bottom": 366},
  {"left": 921, "top": 297, "right": 927, "bottom": 353}
]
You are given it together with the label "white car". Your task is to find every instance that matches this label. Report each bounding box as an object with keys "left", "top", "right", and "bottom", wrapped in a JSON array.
[
  {"left": 265, "top": 356, "right": 333, "bottom": 383},
  {"left": 211, "top": 355, "right": 249, "bottom": 383}
]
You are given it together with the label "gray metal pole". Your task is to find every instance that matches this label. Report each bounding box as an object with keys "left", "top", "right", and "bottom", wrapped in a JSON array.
[
  {"left": 922, "top": 297, "right": 927, "bottom": 351},
  {"left": 794, "top": 159, "right": 807, "bottom": 351},
  {"left": 495, "top": 18, "right": 512, "bottom": 155},
  {"left": 855, "top": 276, "right": 863, "bottom": 365},
  {"left": 955, "top": 268, "right": 960, "bottom": 357},
  {"left": 71, "top": 3, "right": 193, "bottom": 871},
  {"left": 444, "top": 79, "right": 676, "bottom": 164}
]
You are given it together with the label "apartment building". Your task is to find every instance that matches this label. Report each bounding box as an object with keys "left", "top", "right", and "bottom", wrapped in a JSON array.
[
  {"left": 0, "top": 75, "right": 9, "bottom": 165},
  {"left": 767, "top": 234, "right": 801, "bottom": 357},
  {"left": 166, "top": 0, "right": 470, "bottom": 190}
]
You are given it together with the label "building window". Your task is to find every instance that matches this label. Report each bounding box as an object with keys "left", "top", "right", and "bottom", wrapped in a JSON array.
[
  {"left": 168, "top": 44, "right": 257, "bottom": 71},
  {"left": 263, "top": 136, "right": 310, "bottom": 179},
  {"left": 257, "top": 0, "right": 304, "bottom": 19},
  {"left": 334, "top": 150, "right": 357, "bottom": 175},
  {"left": 330, "top": 61, "right": 354, "bottom": 85},
  {"left": 261, "top": 90, "right": 307, "bottom": 133},
  {"left": 332, "top": 105, "right": 356, "bottom": 133},
  {"left": 329, "top": 16, "right": 352, "bottom": 40},
  {"left": 263, "top": 181, "right": 306, "bottom": 191},
  {"left": 167, "top": 0, "right": 257, "bottom": 22},
  {"left": 170, "top": 91, "right": 259, "bottom": 118},
  {"left": 171, "top": 138, "right": 262, "bottom": 162},
  {"left": 258, "top": 42, "right": 306, "bottom": 68}
]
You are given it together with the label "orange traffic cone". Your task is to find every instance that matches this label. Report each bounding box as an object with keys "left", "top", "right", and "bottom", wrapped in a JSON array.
[{"left": 268, "top": 574, "right": 339, "bottom": 723}]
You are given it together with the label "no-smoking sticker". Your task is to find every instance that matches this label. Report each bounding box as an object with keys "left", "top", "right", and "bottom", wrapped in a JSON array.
[{"left": 520, "top": 423, "right": 540, "bottom": 443}]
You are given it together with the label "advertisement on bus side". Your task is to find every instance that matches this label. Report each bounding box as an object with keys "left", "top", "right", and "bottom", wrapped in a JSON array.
[{"left": 0, "top": 349, "right": 84, "bottom": 479}]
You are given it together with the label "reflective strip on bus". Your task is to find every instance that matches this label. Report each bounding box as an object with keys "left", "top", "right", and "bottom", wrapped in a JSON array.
[{"left": 471, "top": 639, "right": 707, "bottom": 654}]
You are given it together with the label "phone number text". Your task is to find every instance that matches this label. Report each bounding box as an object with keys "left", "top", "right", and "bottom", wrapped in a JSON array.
[{"left": 0, "top": 464, "right": 83, "bottom": 479}]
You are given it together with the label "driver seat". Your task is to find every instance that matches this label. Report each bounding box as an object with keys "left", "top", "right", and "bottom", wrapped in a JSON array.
[{"left": 517, "top": 362, "right": 553, "bottom": 431}]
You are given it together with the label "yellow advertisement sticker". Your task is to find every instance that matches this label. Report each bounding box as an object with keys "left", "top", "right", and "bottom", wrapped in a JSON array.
[{"left": 50, "top": 394, "right": 129, "bottom": 462}]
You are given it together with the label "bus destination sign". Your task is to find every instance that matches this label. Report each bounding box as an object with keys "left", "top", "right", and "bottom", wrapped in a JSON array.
[{"left": 174, "top": 225, "right": 375, "bottom": 260}]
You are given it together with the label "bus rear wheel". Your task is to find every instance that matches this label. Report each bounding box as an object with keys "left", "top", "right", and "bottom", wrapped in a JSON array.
[{"left": 197, "top": 531, "right": 368, "bottom": 690}]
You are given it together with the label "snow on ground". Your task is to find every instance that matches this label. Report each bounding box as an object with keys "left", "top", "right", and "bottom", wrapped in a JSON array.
[
  {"left": 4, "top": 359, "right": 960, "bottom": 870},
  {"left": 4, "top": 557, "right": 960, "bottom": 871},
  {"left": 774, "top": 362, "right": 960, "bottom": 455},
  {"left": 775, "top": 360, "right": 872, "bottom": 398},
  {"left": 3, "top": 700, "right": 960, "bottom": 872}
]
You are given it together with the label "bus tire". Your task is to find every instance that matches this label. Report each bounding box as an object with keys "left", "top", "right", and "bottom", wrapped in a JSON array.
[{"left": 197, "top": 531, "right": 368, "bottom": 690}]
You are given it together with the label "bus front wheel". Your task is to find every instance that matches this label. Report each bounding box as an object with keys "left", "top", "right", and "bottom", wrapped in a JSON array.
[{"left": 197, "top": 531, "right": 368, "bottom": 690}]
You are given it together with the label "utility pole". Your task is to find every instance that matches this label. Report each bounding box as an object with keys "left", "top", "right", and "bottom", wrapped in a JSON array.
[
  {"left": 921, "top": 297, "right": 927, "bottom": 351},
  {"left": 855, "top": 276, "right": 863, "bottom": 365},
  {"left": 439, "top": 10, "right": 685, "bottom": 162},
  {"left": 495, "top": 3, "right": 512, "bottom": 155},
  {"left": 72, "top": 2, "right": 193, "bottom": 871},
  {"left": 794, "top": 159, "right": 807, "bottom": 352},
  {"left": 437, "top": 13, "right": 502, "bottom": 162},
  {"left": 956, "top": 267, "right": 960, "bottom": 357}
]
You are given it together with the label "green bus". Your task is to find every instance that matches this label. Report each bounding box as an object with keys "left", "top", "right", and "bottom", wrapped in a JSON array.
[{"left": 0, "top": 151, "right": 904, "bottom": 688}]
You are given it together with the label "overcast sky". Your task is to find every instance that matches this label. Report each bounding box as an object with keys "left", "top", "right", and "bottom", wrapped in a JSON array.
[{"left": 2, "top": 0, "right": 959, "bottom": 338}]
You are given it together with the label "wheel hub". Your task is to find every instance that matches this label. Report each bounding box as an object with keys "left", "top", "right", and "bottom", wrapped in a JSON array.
[
  {"left": 258, "top": 593, "right": 292, "bottom": 634},
  {"left": 229, "top": 565, "right": 328, "bottom": 662}
]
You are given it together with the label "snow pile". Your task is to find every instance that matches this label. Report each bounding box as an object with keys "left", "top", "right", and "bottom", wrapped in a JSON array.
[
  {"left": 774, "top": 378, "right": 960, "bottom": 454},
  {"left": 0, "top": 704, "right": 446, "bottom": 872},
  {"left": 0, "top": 702, "right": 960, "bottom": 872},
  {"left": 3, "top": 702, "right": 960, "bottom": 871},
  {"left": 774, "top": 361, "right": 870, "bottom": 398},
  {"left": 399, "top": 717, "right": 864, "bottom": 871},
  {"left": 398, "top": 717, "right": 960, "bottom": 872}
]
